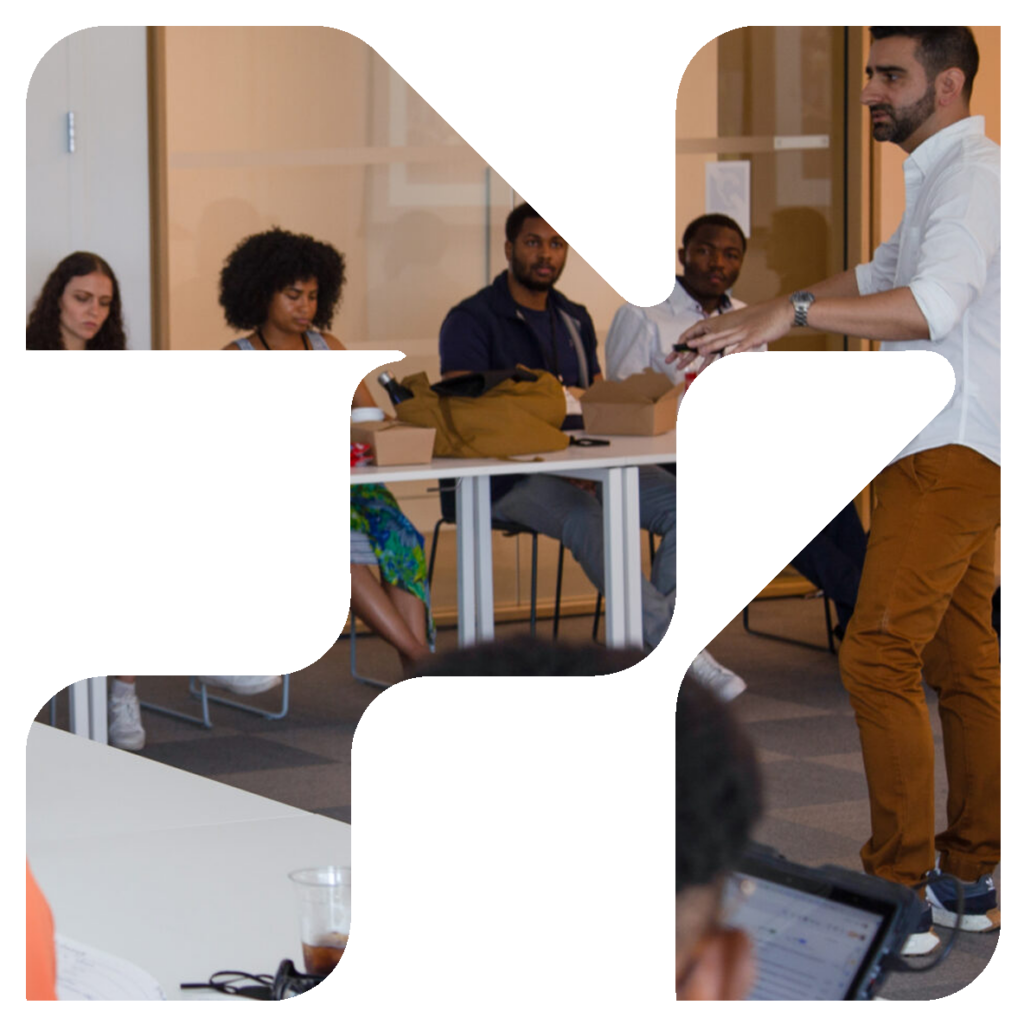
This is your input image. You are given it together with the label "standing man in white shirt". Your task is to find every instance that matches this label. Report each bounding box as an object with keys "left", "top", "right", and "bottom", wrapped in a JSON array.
[
  {"left": 605, "top": 214, "right": 748, "bottom": 698},
  {"left": 672, "top": 27, "right": 999, "bottom": 955}
]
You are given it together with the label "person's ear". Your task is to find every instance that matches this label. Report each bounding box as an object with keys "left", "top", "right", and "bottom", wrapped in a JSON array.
[
  {"left": 504, "top": 239, "right": 513, "bottom": 263},
  {"left": 678, "top": 247, "right": 686, "bottom": 267},
  {"left": 936, "top": 67, "right": 966, "bottom": 107},
  {"left": 677, "top": 927, "right": 755, "bottom": 1000}
]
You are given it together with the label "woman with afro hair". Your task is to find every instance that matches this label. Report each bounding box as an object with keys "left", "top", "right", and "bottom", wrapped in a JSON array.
[{"left": 220, "top": 227, "right": 433, "bottom": 675}]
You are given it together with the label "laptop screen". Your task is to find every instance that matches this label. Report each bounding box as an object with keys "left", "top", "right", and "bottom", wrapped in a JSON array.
[{"left": 724, "top": 872, "right": 889, "bottom": 1000}]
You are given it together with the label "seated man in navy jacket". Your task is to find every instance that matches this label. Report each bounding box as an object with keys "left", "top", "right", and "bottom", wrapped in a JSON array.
[{"left": 438, "top": 203, "right": 677, "bottom": 652}]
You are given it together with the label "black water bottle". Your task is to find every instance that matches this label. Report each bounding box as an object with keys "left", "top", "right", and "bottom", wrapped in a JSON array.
[{"left": 377, "top": 370, "right": 414, "bottom": 406}]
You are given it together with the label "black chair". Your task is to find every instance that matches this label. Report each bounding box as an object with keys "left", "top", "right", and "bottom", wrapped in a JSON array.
[
  {"left": 585, "top": 531, "right": 659, "bottom": 641},
  {"left": 741, "top": 568, "right": 836, "bottom": 654},
  {"left": 427, "top": 481, "right": 568, "bottom": 638}
]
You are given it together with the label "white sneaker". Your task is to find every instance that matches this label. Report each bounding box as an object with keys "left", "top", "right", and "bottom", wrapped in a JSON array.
[
  {"left": 900, "top": 903, "right": 942, "bottom": 956},
  {"left": 108, "top": 687, "right": 146, "bottom": 751},
  {"left": 686, "top": 650, "right": 747, "bottom": 701},
  {"left": 901, "top": 928, "right": 942, "bottom": 956},
  {"left": 196, "top": 675, "right": 283, "bottom": 696}
]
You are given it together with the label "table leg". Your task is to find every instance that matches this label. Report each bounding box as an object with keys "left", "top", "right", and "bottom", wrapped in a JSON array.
[
  {"left": 620, "top": 466, "right": 644, "bottom": 647},
  {"left": 601, "top": 469, "right": 624, "bottom": 645},
  {"left": 602, "top": 466, "right": 644, "bottom": 649},
  {"left": 89, "top": 677, "right": 109, "bottom": 744},
  {"left": 68, "top": 677, "right": 108, "bottom": 742},
  {"left": 473, "top": 476, "right": 495, "bottom": 643},
  {"left": 68, "top": 680, "right": 90, "bottom": 737},
  {"left": 455, "top": 477, "right": 478, "bottom": 647}
]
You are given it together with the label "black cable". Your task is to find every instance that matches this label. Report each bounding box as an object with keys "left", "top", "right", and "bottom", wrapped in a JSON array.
[
  {"left": 882, "top": 875, "right": 964, "bottom": 977},
  {"left": 181, "top": 960, "right": 326, "bottom": 999},
  {"left": 181, "top": 969, "right": 274, "bottom": 997}
]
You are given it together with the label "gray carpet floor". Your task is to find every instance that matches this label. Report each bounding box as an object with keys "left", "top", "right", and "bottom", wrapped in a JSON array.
[
  {"left": 714, "top": 595, "right": 999, "bottom": 1001},
  {"left": 37, "top": 597, "right": 998, "bottom": 1000}
]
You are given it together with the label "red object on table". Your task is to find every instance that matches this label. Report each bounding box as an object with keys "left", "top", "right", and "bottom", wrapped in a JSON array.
[{"left": 350, "top": 442, "right": 373, "bottom": 467}]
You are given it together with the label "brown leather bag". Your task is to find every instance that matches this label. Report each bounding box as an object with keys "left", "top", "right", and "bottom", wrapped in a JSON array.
[{"left": 394, "top": 367, "right": 569, "bottom": 458}]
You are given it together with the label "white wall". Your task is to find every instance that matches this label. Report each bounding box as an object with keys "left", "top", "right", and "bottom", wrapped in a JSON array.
[{"left": 27, "top": 27, "right": 152, "bottom": 349}]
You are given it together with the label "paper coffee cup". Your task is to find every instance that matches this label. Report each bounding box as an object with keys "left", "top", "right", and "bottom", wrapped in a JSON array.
[{"left": 351, "top": 407, "right": 385, "bottom": 423}]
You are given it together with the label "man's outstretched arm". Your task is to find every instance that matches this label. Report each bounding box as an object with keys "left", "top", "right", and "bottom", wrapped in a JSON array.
[{"left": 668, "top": 269, "right": 930, "bottom": 365}]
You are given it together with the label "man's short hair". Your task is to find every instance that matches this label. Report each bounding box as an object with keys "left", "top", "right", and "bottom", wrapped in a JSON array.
[
  {"left": 677, "top": 680, "right": 761, "bottom": 894},
  {"left": 870, "top": 27, "right": 980, "bottom": 99},
  {"left": 505, "top": 202, "right": 546, "bottom": 245},
  {"left": 682, "top": 214, "right": 747, "bottom": 254}
]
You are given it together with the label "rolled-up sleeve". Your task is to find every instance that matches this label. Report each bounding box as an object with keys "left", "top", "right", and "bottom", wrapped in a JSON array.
[
  {"left": 855, "top": 220, "right": 903, "bottom": 296},
  {"left": 604, "top": 305, "right": 654, "bottom": 381},
  {"left": 907, "top": 165, "right": 1000, "bottom": 342}
]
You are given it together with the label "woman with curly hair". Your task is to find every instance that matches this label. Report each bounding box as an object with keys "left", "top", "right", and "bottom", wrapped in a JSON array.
[{"left": 220, "top": 227, "right": 433, "bottom": 674}]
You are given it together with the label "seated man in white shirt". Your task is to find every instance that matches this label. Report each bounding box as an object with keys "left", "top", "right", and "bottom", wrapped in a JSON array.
[
  {"left": 605, "top": 215, "right": 749, "bottom": 698},
  {"left": 606, "top": 214, "right": 748, "bottom": 386}
]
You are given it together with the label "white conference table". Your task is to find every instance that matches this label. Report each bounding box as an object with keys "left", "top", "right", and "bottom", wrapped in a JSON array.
[
  {"left": 352, "top": 431, "right": 676, "bottom": 648},
  {"left": 27, "top": 723, "right": 351, "bottom": 999}
]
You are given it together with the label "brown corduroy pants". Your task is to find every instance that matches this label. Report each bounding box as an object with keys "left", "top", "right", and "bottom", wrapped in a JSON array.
[{"left": 838, "top": 444, "right": 1000, "bottom": 887}]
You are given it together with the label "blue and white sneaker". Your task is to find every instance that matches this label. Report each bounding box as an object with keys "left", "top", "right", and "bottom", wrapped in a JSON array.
[
  {"left": 926, "top": 870, "right": 1000, "bottom": 932},
  {"left": 901, "top": 902, "right": 941, "bottom": 956}
]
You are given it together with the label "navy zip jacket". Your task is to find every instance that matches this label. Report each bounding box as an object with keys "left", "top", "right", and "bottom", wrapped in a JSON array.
[{"left": 438, "top": 271, "right": 603, "bottom": 503}]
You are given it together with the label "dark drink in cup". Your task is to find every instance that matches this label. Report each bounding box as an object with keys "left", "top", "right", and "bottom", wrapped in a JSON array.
[
  {"left": 302, "top": 932, "right": 348, "bottom": 976},
  {"left": 289, "top": 866, "right": 351, "bottom": 978}
]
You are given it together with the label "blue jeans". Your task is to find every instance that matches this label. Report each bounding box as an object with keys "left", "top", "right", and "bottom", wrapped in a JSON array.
[
  {"left": 495, "top": 468, "right": 872, "bottom": 651},
  {"left": 493, "top": 465, "right": 676, "bottom": 648}
]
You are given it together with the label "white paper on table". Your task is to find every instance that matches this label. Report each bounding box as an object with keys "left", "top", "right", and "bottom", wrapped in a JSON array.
[{"left": 55, "top": 933, "right": 166, "bottom": 1000}]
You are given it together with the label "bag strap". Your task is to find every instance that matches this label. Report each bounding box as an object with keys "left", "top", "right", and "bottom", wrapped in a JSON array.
[
  {"left": 557, "top": 308, "right": 592, "bottom": 389},
  {"left": 234, "top": 339, "right": 258, "bottom": 395},
  {"left": 303, "top": 329, "right": 331, "bottom": 393}
]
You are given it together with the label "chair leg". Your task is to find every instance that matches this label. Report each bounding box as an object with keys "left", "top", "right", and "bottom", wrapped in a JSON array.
[
  {"left": 529, "top": 533, "right": 539, "bottom": 637},
  {"left": 824, "top": 595, "right": 836, "bottom": 654},
  {"left": 197, "top": 674, "right": 291, "bottom": 721},
  {"left": 350, "top": 615, "right": 390, "bottom": 689},
  {"left": 592, "top": 592, "right": 603, "bottom": 642},
  {"left": 552, "top": 544, "right": 566, "bottom": 639},
  {"left": 742, "top": 596, "right": 835, "bottom": 654},
  {"left": 427, "top": 518, "right": 444, "bottom": 588},
  {"left": 140, "top": 679, "right": 213, "bottom": 729}
]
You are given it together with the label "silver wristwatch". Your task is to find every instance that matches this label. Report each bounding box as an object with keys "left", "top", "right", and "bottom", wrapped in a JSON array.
[{"left": 789, "top": 290, "right": 815, "bottom": 327}]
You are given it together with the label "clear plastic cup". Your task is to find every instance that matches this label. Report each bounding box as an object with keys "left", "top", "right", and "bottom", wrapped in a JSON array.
[{"left": 288, "top": 866, "right": 351, "bottom": 976}]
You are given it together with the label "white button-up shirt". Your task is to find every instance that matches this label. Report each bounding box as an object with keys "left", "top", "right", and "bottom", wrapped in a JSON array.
[
  {"left": 856, "top": 116, "right": 1000, "bottom": 466},
  {"left": 605, "top": 279, "right": 748, "bottom": 385}
]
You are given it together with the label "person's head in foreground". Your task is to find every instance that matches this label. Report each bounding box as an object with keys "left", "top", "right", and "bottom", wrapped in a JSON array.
[
  {"left": 418, "top": 640, "right": 761, "bottom": 997},
  {"left": 218, "top": 226, "right": 346, "bottom": 338},
  {"left": 418, "top": 638, "right": 645, "bottom": 678},
  {"left": 863, "top": 27, "right": 977, "bottom": 152},
  {"left": 676, "top": 679, "right": 762, "bottom": 999}
]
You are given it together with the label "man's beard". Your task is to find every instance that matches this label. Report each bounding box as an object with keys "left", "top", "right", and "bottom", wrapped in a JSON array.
[
  {"left": 511, "top": 254, "right": 559, "bottom": 292},
  {"left": 870, "top": 82, "right": 936, "bottom": 144}
]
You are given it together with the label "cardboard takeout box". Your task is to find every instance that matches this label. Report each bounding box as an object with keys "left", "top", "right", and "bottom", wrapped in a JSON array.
[
  {"left": 351, "top": 420, "right": 436, "bottom": 466},
  {"left": 579, "top": 370, "right": 685, "bottom": 436}
]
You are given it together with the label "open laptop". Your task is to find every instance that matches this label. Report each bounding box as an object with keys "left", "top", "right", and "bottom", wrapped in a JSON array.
[{"left": 723, "top": 844, "right": 919, "bottom": 1000}]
